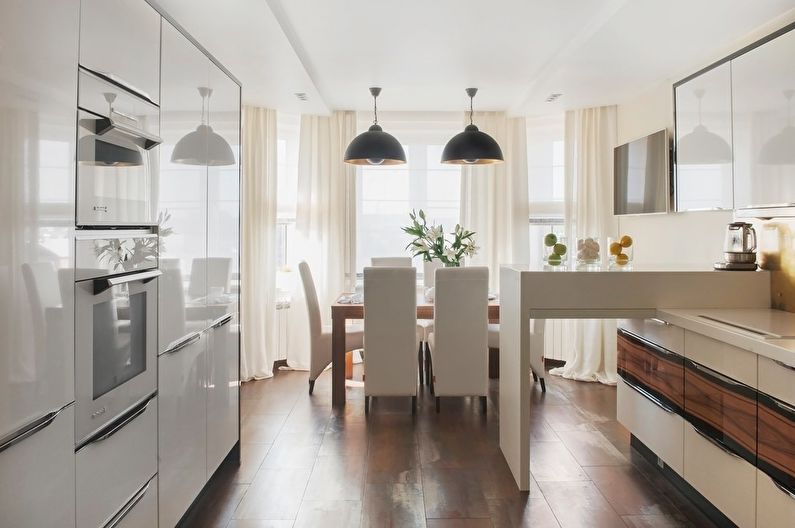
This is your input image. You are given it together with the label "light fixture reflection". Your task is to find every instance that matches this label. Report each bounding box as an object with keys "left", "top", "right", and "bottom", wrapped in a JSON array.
[
  {"left": 759, "top": 89, "right": 795, "bottom": 165},
  {"left": 677, "top": 89, "right": 732, "bottom": 165},
  {"left": 171, "top": 87, "right": 235, "bottom": 166}
]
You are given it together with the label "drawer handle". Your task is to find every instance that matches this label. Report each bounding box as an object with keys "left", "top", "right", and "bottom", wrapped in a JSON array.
[
  {"left": 0, "top": 404, "right": 68, "bottom": 454},
  {"left": 104, "top": 478, "right": 152, "bottom": 528},
  {"left": 770, "top": 396, "right": 795, "bottom": 415},
  {"left": 770, "top": 476, "right": 795, "bottom": 501},
  {"left": 211, "top": 313, "right": 233, "bottom": 329},
  {"left": 686, "top": 359, "right": 746, "bottom": 388},
  {"left": 648, "top": 317, "right": 672, "bottom": 327},
  {"left": 621, "top": 378, "right": 677, "bottom": 415},
  {"left": 163, "top": 332, "right": 201, "bottom": 355},
  {"left": 773, "top": 359, "right": 795, "bottom": 372},
  {"left": 79, "top": 393, "right": 155, "bottom": 450},
  {"left": 619, "top": 328, "right": 678, "bottom": 358},
  {"left": 690, "top": 424, "right": 741, "bottom": 460}
]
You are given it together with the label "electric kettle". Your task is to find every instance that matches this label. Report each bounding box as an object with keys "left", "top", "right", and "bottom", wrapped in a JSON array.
[{"left": 723, "top": 222, "right": 757, "bottom": 263}]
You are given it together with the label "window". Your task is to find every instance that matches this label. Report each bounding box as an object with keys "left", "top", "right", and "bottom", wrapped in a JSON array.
[
  {"left": 355, "top": 112, "right": 462, "bottom": 274},
  {"left": 276, "top": 112, "right": 300, "bottom": 271},
  {"left": 527, "top": 114, "right": 565, "bottom": 267}
]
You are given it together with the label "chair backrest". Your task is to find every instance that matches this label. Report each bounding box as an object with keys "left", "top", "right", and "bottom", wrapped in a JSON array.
[
  {"left": 423, "top": 260, "right": 443, "bottom": 289},
  {"left": 370, "top": 256, "right": 412, "bottom": 267},
  {"left": 363, "top": 267, "right": 417, "bottom": 397},
  {"left": 188, "top": 257, "right": 232, "bottom": 298},
  {"left": 298, "top": 261, "right": 322, "bottom": 340},
  {"left": 433, "top": 266, "right": 488, "bottom": 396}
]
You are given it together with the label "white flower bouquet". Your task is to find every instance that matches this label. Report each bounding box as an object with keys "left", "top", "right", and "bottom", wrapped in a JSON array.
[{"left": 402, "top": 209, "right": 478, "bottom": 267}]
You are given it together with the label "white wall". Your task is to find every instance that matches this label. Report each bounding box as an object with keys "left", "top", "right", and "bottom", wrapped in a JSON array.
[{"left": 615, "top": 83, "right": 732, "bottom": 267}]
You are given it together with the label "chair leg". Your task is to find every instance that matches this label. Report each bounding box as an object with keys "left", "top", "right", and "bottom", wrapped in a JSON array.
[
  {"left": 411, "top": 395, "right": 417, "bottom": 415},
  {"left": 418, "top": 342, "right": 424, "bottom": 384},
  {"left": 308, "top": 379, "right": 315, "bottom": 395},
  {"left": 365, "top": 395, "right": 370, "bottom": 415},
  {"left": 480, "top": 396, "right": 487, "bottom": 414},
  {"left": 424, "top": 342, "right": 432, "bottom": 387},
  {"left": 435, "top": 396, "right": 441, "bottom": 413},
  {"left": 540, "top": 378, "right": 546, "bottom": 393},
  {"left": 532, "top": 371, "right": 538, "bottom": 382}
]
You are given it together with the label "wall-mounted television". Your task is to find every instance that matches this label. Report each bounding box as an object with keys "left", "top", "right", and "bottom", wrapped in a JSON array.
[{"left": 613, "top": 129, "right": 670, "bottom": 215}]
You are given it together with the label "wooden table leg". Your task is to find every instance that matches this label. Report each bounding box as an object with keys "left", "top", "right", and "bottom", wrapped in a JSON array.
[{"left": 331, "top": 310, "right": 347, "bottom": 407}]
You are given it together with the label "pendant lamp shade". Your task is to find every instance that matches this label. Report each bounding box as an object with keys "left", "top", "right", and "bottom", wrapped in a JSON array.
[
  {"left": 759, "top": 90, "right": 795, "bottom": 165},
  {"left": 677, "top": 89, "right": 732, "bottom": 165},
  {"left": 441, "top": 88, "right": 503, "bottom": 165},
  {"left": 171, "top": 87, "right": 236, "bottom": 166},
  {"left": 344, "top": 87, "right": 406, "bottom": 165}
]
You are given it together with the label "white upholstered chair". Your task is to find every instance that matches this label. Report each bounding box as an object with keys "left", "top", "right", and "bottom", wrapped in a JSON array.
[
  {"left": 420, "top": 260, "right": 442, "bottom": 385},
  {"left": 298, "top": 261, "right": 364, "bottom": 395},
  {"left": 487, "top": 322, "right": 547, "bottom": 392},
  {"left": 370, "top": 256, "right": 412, "bottom": 267},
  {"left": 427, "top": 266, "right": 489, "bottom": 413},
  {"left": 363, "top": 267, "right": 418, "bottom": 414}
]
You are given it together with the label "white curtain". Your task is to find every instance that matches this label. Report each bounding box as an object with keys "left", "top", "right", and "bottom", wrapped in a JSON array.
[
  {"left": 460, "top": 112, "right": 530, "bottom": 290},
  {"left": 550, "top": 106, "right": 619, "bottom": 385},
  {"left": 286, "top": 111, "right": 357, "bottom": 370},
  {"left": 240, "top": 106, "right": 279, "bottom": 381}
]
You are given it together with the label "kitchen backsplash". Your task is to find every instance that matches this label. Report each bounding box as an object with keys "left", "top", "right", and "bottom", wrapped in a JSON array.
[{"left": 751, "top": 217, "right": 795, "bottom": 312}]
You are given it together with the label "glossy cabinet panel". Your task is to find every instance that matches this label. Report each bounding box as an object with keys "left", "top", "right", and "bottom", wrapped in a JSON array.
[
  {"left": 684, "top": 330, "right": 757, "bottom": 387},
  {"left": 159, "top": 20, "right": 210, "bottom": 352},
  {"left": 758, "top": 356, "right": 795, "bottom": 498},
  {"left": 0, "top": 404, "right": 76, "bottom": 528},
  {"left": 733, "top": 28, "right": 795, "bottom": 210},
  {"left": 617, "top": 329, "right": 684, "bottom": 413},
  {"left": 0, "top": 0, "right": 78, "bottom": 438},
  {"left": 674, "top": 62, "right": 734, "bottom": 211},
  {"left": 757, "top": 468, "right": 795, "bottom": 528},
  {"left": 207, "top": 317, "right": 240, "bottom": 476},
  {"left": 79, "top": 0, "right": 161, "bottom": 103},
  {"left": 76, "top": 396, "right": 157, "bottom": 528},
  {"left": 158, "top": 336, "right": 208, "bottom": 528},
  {"left": 111, "top": 476, "right": 158, "bottom": 528}
]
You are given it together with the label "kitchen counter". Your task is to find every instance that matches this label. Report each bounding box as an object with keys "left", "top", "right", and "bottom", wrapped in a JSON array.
[{"left": 658, "top": 308, "right": 795, "bottom": 366}]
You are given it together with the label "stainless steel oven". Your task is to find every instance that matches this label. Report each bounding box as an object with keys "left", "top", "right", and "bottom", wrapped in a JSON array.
[
  {"left": 76, "top": 67, "right": 161, "bottom": 226},
  {"left": 75, "top": 230, "right": 159, "bottom": 444}
]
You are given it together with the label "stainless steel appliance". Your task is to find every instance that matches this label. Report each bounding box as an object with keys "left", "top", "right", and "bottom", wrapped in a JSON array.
[
  {"left": 74, "top": 230, "right": 160, "bottom": 444},
  {"left": 77, "top": 67, "right": 161, "bottom": 226},
  {"left": 714, "top": 222, "right": 758, "bottom": 270}
]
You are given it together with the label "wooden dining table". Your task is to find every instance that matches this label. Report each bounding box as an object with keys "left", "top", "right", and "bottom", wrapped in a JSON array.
[{"left": 330, "top": 292, "right": 500, "bottom": 406}]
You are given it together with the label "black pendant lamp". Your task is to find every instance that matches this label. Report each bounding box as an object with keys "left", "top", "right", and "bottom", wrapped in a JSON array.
[
  {"left": 344, "top": 87, "right": 406, "bottom": 166},
  {"left": 441, "top": 88, "right": 503, "bottom": 165}
]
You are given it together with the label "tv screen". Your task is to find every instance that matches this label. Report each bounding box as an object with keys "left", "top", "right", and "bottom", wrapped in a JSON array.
[{"left": 614, "top": 129, "right": 669, "bottom": 215}]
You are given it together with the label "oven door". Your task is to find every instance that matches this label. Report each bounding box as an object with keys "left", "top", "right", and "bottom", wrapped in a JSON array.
[{"left": 75, "top": 269, "right": 160, "bottom": 444}]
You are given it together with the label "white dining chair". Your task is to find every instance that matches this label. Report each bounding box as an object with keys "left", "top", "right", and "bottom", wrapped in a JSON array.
[
  {"left": 487, "top": 322, "right": 546, "bottom": 392},
  {"left": 420, "top": 260, "right": 442, "bottom": 385},
  {"left": 427, "top": 266, "right": 489, "bottom": 413},
  {"left": 363, "top": 266, "right": 418, "bottom": 414},
  {"left": 298, "top": 261, "right": 364, "bottom": 395},
  {"left": 370, "top": 256, "right": 426, "bottom": 383},
  {"left": 370, "top": 256, "right": 412, "bottom": 267}
]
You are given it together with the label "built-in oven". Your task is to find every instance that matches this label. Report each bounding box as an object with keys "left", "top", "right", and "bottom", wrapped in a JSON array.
[
  {"left": 76, "top": 67, "right": 162, "bottom": 226},
  {"left": 74, "top": 230, "right": 159, "bottom": 445}
]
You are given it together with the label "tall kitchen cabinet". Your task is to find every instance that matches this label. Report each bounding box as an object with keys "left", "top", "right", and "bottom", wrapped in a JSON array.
[
  {"left": 0, "top": 0, "right": 79, "bottom": 526},
  {"left": 158, "top": 19, "right": 241, "bottom": 528}
]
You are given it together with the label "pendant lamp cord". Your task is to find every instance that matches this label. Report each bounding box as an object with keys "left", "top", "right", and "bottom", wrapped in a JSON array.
[
  {"left": 469, "top": 94, "right": 474, "bottom": 126},
  {"left": 373, "top": 93, "right": 378, "bottom": 126}
]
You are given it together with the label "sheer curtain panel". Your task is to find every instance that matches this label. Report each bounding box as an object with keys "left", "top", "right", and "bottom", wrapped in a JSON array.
[
  {"left": 286, "top": 111, "right": 357, "bottom": 370},
  {"left": 459, "top": 112, "right": 530, "bottom": 290},
  {"left": 550, "top": 106, "right": 619, "bottom": 385},
  {"left": 241, "top": 106, "right": 279, "bottom": 381}
]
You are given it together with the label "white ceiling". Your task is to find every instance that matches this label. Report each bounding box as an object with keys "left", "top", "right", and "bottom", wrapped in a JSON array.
[{"left": 156, "top": 0, "right": 795, "bottom": 116}]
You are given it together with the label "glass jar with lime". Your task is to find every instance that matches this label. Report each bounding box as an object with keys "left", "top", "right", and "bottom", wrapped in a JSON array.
[{"left": 543, "top": 233, "right": 568, "bottom": 270}]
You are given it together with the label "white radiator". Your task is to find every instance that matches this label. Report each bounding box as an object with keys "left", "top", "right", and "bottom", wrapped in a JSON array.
[{"left": 543, "top": 319, "right": 574, "bottom": 363}]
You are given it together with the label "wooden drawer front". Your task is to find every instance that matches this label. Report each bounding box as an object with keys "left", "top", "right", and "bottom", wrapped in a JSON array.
[
  {"left": 617, "top": 380, "right": 684, "bottom": 475},
  {"left": 684, "top": 330, "right": 756, "bottom": 388},
  {"left": 757, "top": 468, "right": 795, "bottom": 527},
  {"left": 684, "top": 424, "right": 756, "bottom": 528},
  {"left": 683, "top": 359, "right": 757, "bottom": 465},
  {"left": 759, "top": 355, "right": 795, "bottom": 407},
  {"left": 758, "top": 391, "right": 795, "bottom": 495},
  {"left": 618, "top": 318, "right": 684, "bottom": 355},
  {"left": 617, "top": 329, "right": 684, "bottom": 413}
]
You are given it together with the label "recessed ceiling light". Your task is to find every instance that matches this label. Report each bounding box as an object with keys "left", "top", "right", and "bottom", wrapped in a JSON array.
[
  {"left": 545, "top": 93, "right": 563, "bottom": 103},
  {"left": 294, "top": 92, "right": 308, "bottom": 101}
]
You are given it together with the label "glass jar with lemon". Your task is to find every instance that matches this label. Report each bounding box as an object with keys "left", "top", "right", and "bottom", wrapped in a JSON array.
[
  {"left": 543, "top": 232, "right": 568, "bottom": 270},
  {"left": 608, "top": 235, "right": 634, "bottom": 270}
]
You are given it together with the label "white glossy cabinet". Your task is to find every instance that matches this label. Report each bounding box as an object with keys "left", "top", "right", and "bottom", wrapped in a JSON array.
[
  {"left": 207, "top": 316, "right": 240, "bottom": 476},
  {"left": 0, "top": 404, "right": 76, "bottom": 528},
  {"left": 158, "top": 335, "right": 208, "bottom": 528},
  {"left": 733, "top": 28, "right": 795, "bottom": 210},
  {"left": 757, "top": 468, "right": 795, "bottom": 527},
  {"left": 0, "top": 0, "right": 78, "bottom": 445},
  {"left": 79, "top": 0, "right": 161, "bottom": 103},
  {"left": 674, "top": 61, "right": 734, "bottom": 211},
  {"left": 76, "top": 396, "right": 157, "bottom": 528},
  {"left": 108, "top": 476, "right": 159, "bottom": 528}
]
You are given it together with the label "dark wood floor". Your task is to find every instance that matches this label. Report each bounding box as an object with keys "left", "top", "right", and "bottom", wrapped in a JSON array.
[{"left": 182, "top": 367, "right": 719, "bottom": 528}]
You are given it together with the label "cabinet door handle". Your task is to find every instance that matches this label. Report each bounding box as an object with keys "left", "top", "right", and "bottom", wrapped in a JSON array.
[
  {"left": 79, "top": 393, "right": 155, "bottom": 450},
  {"left": 770, "top": 476, "right": 795, "bottom": 501},
  {"left": 211, "top": 313, "right": 233, "bottom": 329},
  {"left": 648, "top": 317, "right": 672, "bottom": 327},
  {"left": 621, "top": 378, "right": 677, "bottom": 415},
  {"left": 104, "top": 478, "right": 152, "bottom": 528},
  {"left": 93, "top": 269, "right": 162, "bottom": 294},
  {"left": 163, "top": 332, "right": 201, "bottom": 355},
  {"left": 619, "top": 328, "right": 679, "bottom": 359},
  {"left": 690, "top": 424, "right": 741, "bottom": 460},
  {"left": 0, "top": 404, "right": 68, "bottom": 454},
  {"left": 773, "top": 359, "right": 795, "bottom": 372}
]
